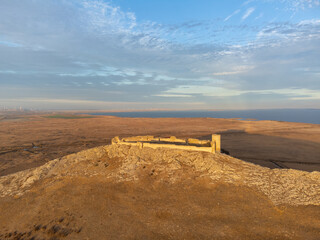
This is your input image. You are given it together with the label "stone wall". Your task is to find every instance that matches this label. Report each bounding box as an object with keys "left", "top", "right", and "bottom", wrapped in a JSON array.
[{"left": 111, "top": 134, "right": 221, "bottom": 154}]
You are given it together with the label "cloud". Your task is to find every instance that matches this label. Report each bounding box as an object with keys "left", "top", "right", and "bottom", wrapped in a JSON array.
[
  {"left": 0, "top": 40, "right": 22, "bottom": 47},
  {"left": 257, "top": 88, "right": 320, "bottom": 100},
  {"left": 244, "top": 0, "right": 320, "bottom": 11},
  {"left": 257, "top": 19, "right": 320, "bottom": 38},
  {"left": 164, "top": 85, "right": 244, "bottom": 97},
  {"left": 285, "top": 0, "right": 320, "bottom": 10},
  {"left": 154, "top": 94, "right": 192, "bottom": 98},
  {"left": 161, "top": 85, "right": 320, "bottom": 100},
  {"left": 224, "top": 9, "right": 241, "bottom": 21},
  {"left": 242, "top": 7, "right": 255, "bottom": 20},
  {"left": 213, "top": 66, "right": 254, "bottom": 76},
  {"left": 0, "top": 0, "right": 320, "bottom": 110},
  {"left": 243, "top": 0, "right": 255, "bottom": 6},
  {"left": 0, "top": 97, "right": 205, "bottom": 110}
]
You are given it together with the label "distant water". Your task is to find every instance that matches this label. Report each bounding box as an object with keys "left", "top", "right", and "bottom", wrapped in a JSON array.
[{"left": 89, "top": 109, "right": 320, "bottom": 124}]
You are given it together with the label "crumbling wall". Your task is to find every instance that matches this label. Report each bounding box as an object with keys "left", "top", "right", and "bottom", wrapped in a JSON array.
[{"left": 112, "top": 134, "right": 221, "bottom": 153}]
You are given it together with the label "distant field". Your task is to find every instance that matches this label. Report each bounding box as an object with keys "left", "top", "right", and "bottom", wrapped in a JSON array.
[{"left": 45, "top": 114, "right": 94, "bottom": 119}]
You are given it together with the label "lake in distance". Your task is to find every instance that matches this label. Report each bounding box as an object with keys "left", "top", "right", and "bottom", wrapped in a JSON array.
[{"left": 88, "top": 109, "right": 320, "bottom": 124}]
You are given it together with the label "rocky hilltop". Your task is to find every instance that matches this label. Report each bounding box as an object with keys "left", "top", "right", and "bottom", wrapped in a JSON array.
[{"left": 1, "top": 144, "right": 320, "bottom": 239}]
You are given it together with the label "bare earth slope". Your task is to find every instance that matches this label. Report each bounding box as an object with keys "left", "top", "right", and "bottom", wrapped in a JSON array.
[{"left": 1, "top": 145, "right": 320, "bottom": 239}]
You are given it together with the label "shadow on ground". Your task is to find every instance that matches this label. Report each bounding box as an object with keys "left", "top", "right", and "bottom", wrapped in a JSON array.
[{"left": 200, "top": 131, "right": 320, "bottom": 172}]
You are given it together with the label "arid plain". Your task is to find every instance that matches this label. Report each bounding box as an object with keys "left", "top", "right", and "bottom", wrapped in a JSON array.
[
  {"left": 0, "top": 112, "right": 320, "bottom": 239},
  {"left": 1, "top": 112, "right": 320, "bottom": 176}
]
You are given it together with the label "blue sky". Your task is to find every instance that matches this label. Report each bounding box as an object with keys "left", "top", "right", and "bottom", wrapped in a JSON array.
[{"left": 0, "top": 0, "right": 319, "bottom": 110}]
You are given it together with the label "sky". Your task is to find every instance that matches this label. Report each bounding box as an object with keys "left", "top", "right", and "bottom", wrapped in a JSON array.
[{"left": 0, "top": 0, "right": 320, "bottom": 110}]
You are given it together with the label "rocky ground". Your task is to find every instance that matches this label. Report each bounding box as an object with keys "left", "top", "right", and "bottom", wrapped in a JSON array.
[{"left": 0, "top": 144, "right": 320, "bottom": 239}]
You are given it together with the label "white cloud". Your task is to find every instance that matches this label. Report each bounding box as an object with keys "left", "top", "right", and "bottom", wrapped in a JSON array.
[
  {"left": 212, "top": 71, "right": 243, "bottom": 76},
  {"left": 154, "top": 94, "right": 192, "bottom": 98},
  {"left": 1, "top": 0, "right": 320, "bottom": 110},
  {"left": 298, "top": 19, "right": 320, "bottom": 25},
  {"left": 0, "top": 97, "right": 206, "bottom": 110},
  {"left": 242, "top": 7, "right": 255, "bottom": 20},
  {"left": 224, "top": 9, "right": 240, "bottom": 21},
  {"left": 243, "top": 0, "right": 255, "bottom": 6},
  {"left": 247, "top": 0, "right": 320, "bottom": 11},
  {"left": 112, "top": 79, "right": 147, "bottom": 86},
  {"left": 163, "top": 85, "right": 320, "bottom": 100},
  {"left": 257, "top": 88, "right": 320, "bottom": 100},
  {"left": 213, "top": 66, "right": 254, "bottom": 76},
  {"left": 154, "top": 75, "right": 177, "bottom": 81},
  {"left": 165, "top": 86, "right": 244, "bottom": 97},
  {"left": 286, "top": 0, "right": 320, "bottom": 10},
  {"left": 0, "top": 40, "right": 22, "bottom": 47},
  {"left": 82, "top": 0, "right": 137, "bottom": 34}
]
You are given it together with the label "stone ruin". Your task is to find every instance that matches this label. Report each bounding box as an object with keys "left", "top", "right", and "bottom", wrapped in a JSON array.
[{"left": 111, "top": 134, "right": 221, "bottom": 153}]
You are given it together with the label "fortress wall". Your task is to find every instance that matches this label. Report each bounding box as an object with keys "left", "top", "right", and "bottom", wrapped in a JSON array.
[
  {"left": 122, "top": 136, "right": 155, "bottom": 142},
  {"left": 143, "top": 143, "right": 215, "bottom": 153},
  {"left": 158, "top": 136, "right": 186, "bottom": 143},
  {"left": 212, "top": 134, "right": 221, "bottom": 152},
  {"left": 187, "top": 138, "right": 211, "bottom": 146},
  {"left": 112, "top": 134, "right": 221, "bottom": 154},
  {"left": 115, "top": 141, "right": 215, "bottom": 153}
]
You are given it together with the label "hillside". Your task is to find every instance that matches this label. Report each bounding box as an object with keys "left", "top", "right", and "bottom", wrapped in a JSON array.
[{"left": 1, "top": 144, "right": 320, "bottom": 239}]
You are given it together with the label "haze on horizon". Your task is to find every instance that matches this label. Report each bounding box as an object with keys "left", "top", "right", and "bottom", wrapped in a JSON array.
[{"left": 0, "top": 0, "right": 320, "bottom": 110}]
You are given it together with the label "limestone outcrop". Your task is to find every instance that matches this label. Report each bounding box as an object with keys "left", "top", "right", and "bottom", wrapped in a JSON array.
[{"left": 1, "top": 143, "right": 319, "bottom": 206}]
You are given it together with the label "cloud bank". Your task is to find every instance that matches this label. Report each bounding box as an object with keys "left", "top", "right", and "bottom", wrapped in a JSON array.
[{"left": 0, "top": 0, "right": 319, "bottom": 110}]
